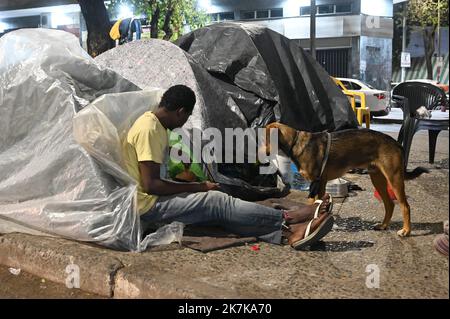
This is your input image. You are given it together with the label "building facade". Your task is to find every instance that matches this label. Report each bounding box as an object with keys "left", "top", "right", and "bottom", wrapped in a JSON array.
[
  {"left": 0, "top": 0, "right": 85, "bottom": 48},
  {"left": 0, "top": 0, "right": 395, "bottom": 90},
  {"left": 198, "top": 0, "right": 394, "bottom": 91}
]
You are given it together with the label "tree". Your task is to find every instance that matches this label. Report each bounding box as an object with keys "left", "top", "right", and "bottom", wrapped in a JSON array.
[
  {"left": 107, "top": 0, "right": 210, "bottom": 41},
  {"left": 77, "top": 0, "right": 114, "bottom": 57},
  {"left": 406, "top": 0, "right": 449, "bottom": 79}
]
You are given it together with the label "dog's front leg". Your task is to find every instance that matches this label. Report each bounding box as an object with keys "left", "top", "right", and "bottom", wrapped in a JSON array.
[{"left": 308, "top": 179, "right": 327, "bottom": 203}]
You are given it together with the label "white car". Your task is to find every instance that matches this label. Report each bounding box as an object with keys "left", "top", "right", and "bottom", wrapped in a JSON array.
[{"left": 336, "top": 78, "right": 391, "bottom": 116}]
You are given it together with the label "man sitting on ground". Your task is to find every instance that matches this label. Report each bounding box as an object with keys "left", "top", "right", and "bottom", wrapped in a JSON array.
[{"left": 122, "top": 85, "right": 334, "bottom": 250}]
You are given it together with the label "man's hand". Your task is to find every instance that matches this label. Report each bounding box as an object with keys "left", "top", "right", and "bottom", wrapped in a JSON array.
[
  {"left": 139, "top": 160, "right": 220, "bottom": 195},
  {"left": 200, "top": 181, "right": 220, "bottom": 192}
]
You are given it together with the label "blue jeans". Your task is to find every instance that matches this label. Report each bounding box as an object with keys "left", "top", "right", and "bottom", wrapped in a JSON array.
[{"left": 141, "top": 190, "right": 283, "bottom": 244}]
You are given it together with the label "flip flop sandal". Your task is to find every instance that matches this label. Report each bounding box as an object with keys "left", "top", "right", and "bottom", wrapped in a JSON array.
[
  {"left": 433, "top": 234, "right": 449, "bottom": 256},
  {"left": 291, "top": 214, "right": 335, "bottom": 250},
  {"left": 311, "top": 195, "right": 333, "bottom": 217}
]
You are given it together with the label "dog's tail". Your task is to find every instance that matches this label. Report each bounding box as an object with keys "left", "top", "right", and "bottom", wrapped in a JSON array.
[{"left": 404, "top": 167, "right": 429, "bottom": 180}]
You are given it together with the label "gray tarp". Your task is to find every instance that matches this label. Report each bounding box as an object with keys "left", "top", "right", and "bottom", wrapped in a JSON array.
[{"left": 176, "top": 22, "right": 358, "bottom": 131}]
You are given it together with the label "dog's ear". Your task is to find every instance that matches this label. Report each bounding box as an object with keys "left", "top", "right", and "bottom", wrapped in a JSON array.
[
  {"left": 266, "top": 123, "right": 296, "bottom": 145},
  {"left": 265, "top": 122, "right": 280, "bottom": 129},
  {"left": 265, "top": 123, "right": 279, "bottom": 137}
]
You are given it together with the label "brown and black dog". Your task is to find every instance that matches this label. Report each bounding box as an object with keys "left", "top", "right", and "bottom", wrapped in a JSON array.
[{"left": 263, "top": 122, "right": 429, "bottom": 237}]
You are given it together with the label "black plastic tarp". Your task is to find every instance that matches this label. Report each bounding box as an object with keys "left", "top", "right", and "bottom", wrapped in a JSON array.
[{"left": 176, "top": 22, "right": 358, "bottom": 132}]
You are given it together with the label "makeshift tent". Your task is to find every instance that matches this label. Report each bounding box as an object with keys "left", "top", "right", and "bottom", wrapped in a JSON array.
[
  {"left": 176, "top": 22, "right": 358, "bottom": 132},
  {"left": 0, "top": 29, "right": 163, "bottom": 251}
]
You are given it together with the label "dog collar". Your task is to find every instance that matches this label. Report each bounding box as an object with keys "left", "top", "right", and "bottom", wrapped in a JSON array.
[
  {"left": 308, "top": 132, "right": 332, "bottom": 198},
  {"left": 319, "top": 132, "right": 332, "bottom": 178}
]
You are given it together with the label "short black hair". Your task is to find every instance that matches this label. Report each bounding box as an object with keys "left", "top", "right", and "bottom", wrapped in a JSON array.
[{"left": 159, "top": 85, "right": 196, "bottom": 113}]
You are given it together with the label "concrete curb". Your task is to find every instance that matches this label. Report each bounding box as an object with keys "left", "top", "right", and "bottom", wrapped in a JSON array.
[
  {"left": 114, "top": 264, "right": 237, "bottom": 299},
  {"left": 0, "top": 233, "right": 238, "bottom": 298},
  {"left": 0, "top": 233, "right": 124, "bottom": 297}
]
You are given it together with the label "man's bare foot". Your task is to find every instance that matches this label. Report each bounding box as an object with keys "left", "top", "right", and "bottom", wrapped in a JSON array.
[
  {"left": 283, "top": 194, "right": 332, "bottom": 224},
  {"left": 283, "top": 211, "right": 334, "bottom": 249}
]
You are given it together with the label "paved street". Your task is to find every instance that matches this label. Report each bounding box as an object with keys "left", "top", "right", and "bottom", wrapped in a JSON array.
[
  {"left": 0, "top": 265, "right": 102, "bottom": 298},
  {"left": 1, "top": 0, "right": 449, "bottom": 302}
]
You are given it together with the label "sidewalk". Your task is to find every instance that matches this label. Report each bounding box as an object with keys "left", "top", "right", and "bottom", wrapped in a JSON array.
[
  {"left": 0, "top": 129, "right": 448, "bottom": 298},
  {"left": 373, "top": 107, "right": 404, "bottom": 123}
]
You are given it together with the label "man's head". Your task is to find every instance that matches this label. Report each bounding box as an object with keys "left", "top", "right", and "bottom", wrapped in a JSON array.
[{"left": 158, "top": 85, "right": 196, "bottom": 129}]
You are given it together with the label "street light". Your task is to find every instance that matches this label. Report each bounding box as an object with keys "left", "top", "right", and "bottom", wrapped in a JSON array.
[{"left": 119, "top": 5, "right": 133, "bottom": 19}]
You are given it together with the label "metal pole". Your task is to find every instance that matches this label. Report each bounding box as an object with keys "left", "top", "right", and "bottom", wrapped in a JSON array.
[
  {"left": 401, "top": 2, "right": 407, "bottom": 82},
  {"left": 438, "top": 0, "right": 441, "bottom": 56},
  {"left": 310, "top": 0, "right": 316, "bottom": 59},
  {"left": 437, "top": 0, "right": 441, "bottom": 82}
]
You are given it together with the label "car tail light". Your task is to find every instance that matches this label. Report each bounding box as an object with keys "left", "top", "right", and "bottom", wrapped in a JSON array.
[{"left": 374, "top": 93, "right": 386, "bottom": 100}]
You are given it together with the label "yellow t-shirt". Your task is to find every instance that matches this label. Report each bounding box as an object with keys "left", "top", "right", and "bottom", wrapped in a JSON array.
[{"left": 123, "top": 112, "right": 168, "bottom": 215}]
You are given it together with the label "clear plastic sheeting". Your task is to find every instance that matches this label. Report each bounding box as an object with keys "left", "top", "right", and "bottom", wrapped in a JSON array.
[
  {"left": 140, "top": 222, "right": 184, "bottom": 248},
  {"left": 0, "top": 28, "right": 180, "bottom": 251}
]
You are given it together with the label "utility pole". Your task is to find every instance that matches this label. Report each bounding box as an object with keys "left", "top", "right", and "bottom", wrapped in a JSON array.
[
  {"left": 310, "top": 0, "right": 316, "bottom": 60},
  {"left": 401, "top": 2, "right": 407, "bottom": 82},
  {"left": 438, "top": 0, "right": 441, "bottom": 56},
  {"left": 437, "top": 0, "right": 442, "bottom": 82}
]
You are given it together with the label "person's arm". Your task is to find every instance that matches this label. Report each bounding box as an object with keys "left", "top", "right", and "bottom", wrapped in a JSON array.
[{"left": 139, "top": 161, "right": 218, "bottom": 196}]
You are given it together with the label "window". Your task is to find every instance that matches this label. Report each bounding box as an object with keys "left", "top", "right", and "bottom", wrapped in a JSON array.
[
  {"left": 318, "top": 4, "right": 334, "bottom": 14},
  {"left": 218, "top": 12, "right": 235, "bottom": 21},
  {"left": 210, "top": 12, "right": 235, "bottom": 22},
  {"left": 341, "top": 81, "right": 352, "bottom": 90},
  {"left": 270, "top": 8, "right": 283, "bottom": 18},
  {"left": 241, "top": 8, "right": 283, "bottom": 20},
  {"left": 300, "top": 3, "right": 352, "bottom": 16},
  {"left": 241, "top": 11, "right": 255, "bottom": 20},
  {"left": 300, "top": 6, "right": 311, "bottom": 16},
  {"left": 336, "top": 3, "right": 352, "bottom": 13},
  {"left": 256, "top": 10, "right": 269, "bottom": 19},
  {"left": 351, "top": 82, "right": 362, "bottom": 90}
]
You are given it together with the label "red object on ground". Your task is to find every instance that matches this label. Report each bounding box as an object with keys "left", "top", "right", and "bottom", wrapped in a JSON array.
[
  {"left": 374, "top": 184, "right": 397, "bottom": 201},
  {"left": 250, "top": 244, "right": 260, "bottom": 251}
]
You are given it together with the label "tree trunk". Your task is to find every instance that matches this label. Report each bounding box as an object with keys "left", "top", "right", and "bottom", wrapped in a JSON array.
[
  {"left": 77, "top": 0, "right": 114, "bottom": 57},
  {"left": 162, "top": 1, "right": 174, "bottom": 40},
  {"left": 150, "top": 5, "right": 160, "bottom": 38},
  {"left": 423, "top": 27, "right": 436, "bottom": 80}
]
